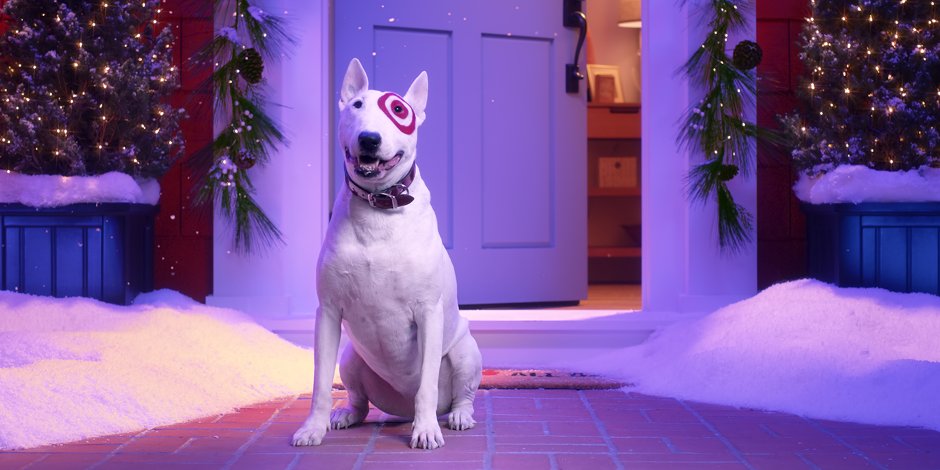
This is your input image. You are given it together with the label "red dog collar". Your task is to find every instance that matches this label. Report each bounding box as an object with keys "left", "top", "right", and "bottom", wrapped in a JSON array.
[{"left": 345, "top": 164, "right": 417, "bottom": 209}]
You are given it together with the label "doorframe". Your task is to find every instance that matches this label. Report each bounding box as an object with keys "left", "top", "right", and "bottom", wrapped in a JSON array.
[
  {"left": 209, "top": 0, "right": 758, "bottom": 318},
  {"left": 640, "top": 0, "right": 758, "bottom": 313},
  {"left": 206, "top": 0, "right": 333, "bottom": 317}
]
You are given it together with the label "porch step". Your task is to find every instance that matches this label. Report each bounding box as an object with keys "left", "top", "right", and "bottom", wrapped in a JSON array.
[{"left": 259, "top": 309, "right": 698, "bottom": 370}]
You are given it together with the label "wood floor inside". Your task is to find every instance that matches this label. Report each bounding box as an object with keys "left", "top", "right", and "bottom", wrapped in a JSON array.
[{"left": 557, "top": 283, "right": 641, "bottom": 311}]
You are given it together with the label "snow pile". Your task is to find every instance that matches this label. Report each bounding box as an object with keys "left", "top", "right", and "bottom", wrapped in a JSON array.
[
  {"left": 580, "top": 279, "right": 940, "bottom": 431},
  {"left": 0, "top": 171, "right": 160, "bottom": 207},
  {"left": 795, "top": 165, "right": 940, "bottom": 204},
  {"left": 0, "top": 290, "right": 313, "bottom": 450}
]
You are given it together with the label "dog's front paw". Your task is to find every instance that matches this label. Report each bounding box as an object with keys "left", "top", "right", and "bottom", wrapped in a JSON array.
[
  {"left": 448, "top": 405, "right": 476, "bottom": 431},
  {"left": 410, "top": 419, "right": 445, "bottom": 450},
  {"left": 331, "top": 406, "right": 367, "bottom": 429},
  {"left": 291, "top": 424, "right": 327, "bottom": 446}
]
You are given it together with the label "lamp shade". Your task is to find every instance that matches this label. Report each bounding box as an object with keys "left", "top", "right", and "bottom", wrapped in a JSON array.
[{"left": 618, "top": 0, "right": 641, "bottom": 28}]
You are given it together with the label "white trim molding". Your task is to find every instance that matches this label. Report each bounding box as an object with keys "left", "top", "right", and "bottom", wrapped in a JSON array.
[
  {"left": 641, "top": 0, "right": 757, "bottom": 314},
  {"left": 207, "top": 0, "right": 332, "bottom": 318}
]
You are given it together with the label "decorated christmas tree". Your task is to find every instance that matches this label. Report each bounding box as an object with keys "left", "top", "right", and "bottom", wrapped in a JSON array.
[
  {"left": 782, "top": 0, "right": 940, "bottom": 174},
  {"left": 0, "top": 0, "right": 184, "bottom": 177}
]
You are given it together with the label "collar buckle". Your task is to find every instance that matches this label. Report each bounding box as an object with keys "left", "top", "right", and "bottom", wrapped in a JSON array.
[
  {"left": 368, "top": 184, "right": 410, "bottom": 209},
  {"left": 347, "top": 165, "right": 417, "bottom": 210}
]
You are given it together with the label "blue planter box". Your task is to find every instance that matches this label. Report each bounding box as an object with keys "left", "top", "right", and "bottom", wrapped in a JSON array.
[
  {"left": 803, "top": 202, "right": 940, "bottom": 295},
  {"left": 0, "top": 203, "right": 157, "bottom": 305}
]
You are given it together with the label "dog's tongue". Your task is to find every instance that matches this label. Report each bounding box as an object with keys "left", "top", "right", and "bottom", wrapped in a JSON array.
[{"left": 379, "top": 154, "right": 402, "bottom": 171}]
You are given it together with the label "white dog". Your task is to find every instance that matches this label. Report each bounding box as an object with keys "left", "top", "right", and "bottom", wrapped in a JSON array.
[{"left": 291, "top": 58, "right": 483, "bottom": 450}]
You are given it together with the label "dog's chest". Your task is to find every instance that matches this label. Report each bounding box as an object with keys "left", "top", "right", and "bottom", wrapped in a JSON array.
[
  {"left": 320, "top": 187, "right": 445, "bottom": 308},
  {"left": 319, "top": 192, "right": 447, "bottom": 372}
]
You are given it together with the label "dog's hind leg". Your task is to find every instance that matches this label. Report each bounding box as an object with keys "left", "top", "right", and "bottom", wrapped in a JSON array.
[
  {"left": 332, "top": 344, "right": 371, "bottom": 429},
  {"left": 445, "top": 333, "right": 483, "bottom": 431}
]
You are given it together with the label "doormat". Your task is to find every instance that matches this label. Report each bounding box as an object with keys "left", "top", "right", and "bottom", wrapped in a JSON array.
[
  {"left": 478, "top": 369, "right": 628, "bottom": 390},
  {"left": 332, "top": 369, "right": 627, "bottom": 390}
]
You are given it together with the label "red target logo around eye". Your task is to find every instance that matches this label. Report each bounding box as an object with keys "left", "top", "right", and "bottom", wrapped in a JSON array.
[{"left": 378, "top": 92, "right": 416, "bottom": 135}]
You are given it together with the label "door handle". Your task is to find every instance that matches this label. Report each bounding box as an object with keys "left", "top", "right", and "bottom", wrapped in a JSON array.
[{"left": 563, "top": 0, "right": 587, "bottom": 94}]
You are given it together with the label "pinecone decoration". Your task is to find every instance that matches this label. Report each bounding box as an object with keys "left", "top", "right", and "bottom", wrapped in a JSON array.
[
  {"left": 234, "top": 151, "right": 257, "bottom": 170},
  {"left": 238, "top": 48, "right": 264, "bottom": 84},
  {"left": 732, "top": 40, "right": 762, "bottom": 70},
  {"left": 718, "top": 164, "right": 739, "bottom": 181}
]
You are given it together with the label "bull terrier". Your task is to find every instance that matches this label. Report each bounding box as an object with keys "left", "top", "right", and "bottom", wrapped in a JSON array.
[{"left": 291, "top": 58, "right": 483, "bottom": 450}]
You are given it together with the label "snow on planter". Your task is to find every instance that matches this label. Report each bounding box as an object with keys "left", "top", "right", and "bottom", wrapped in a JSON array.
[
  {"left": 0, "top": 171, "right": 159, "bottom": 207},
  {"left": 0, "top": 290, "right": 313, "bottom": 450},
  {"left": 575, "top": 279, "right": 940, "bottom": 432},
  {"left": 795, "top": 165, "right": 940, "bottom": 204}
]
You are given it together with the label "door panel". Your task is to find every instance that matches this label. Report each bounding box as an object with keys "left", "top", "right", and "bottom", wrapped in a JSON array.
[
  {"left": 481, "top": 35, "right": 554, "bottom": 248},
  {"left": 335, "top": 0, "right": 587, "bottom": 305},
  {"left": 372, "top": 27, "right": 455, "bottom": 248}
]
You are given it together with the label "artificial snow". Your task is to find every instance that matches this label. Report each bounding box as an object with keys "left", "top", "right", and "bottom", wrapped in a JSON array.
[
  {"left": 577, "top": 279, "right": 940, "bottom": 431},
  {"left": 795, "top": 165, "right": 940, "bottom": 204},
  {"left": 0, "top": 290, "right": 313, "bottom": 450},
  {"left": 0, "top": 171, "right": 160, "bottom": 207}
]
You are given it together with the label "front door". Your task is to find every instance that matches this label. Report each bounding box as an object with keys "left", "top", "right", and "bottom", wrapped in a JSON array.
[{"left": 334, "top": 1, "right": 587, "bottom": 305}]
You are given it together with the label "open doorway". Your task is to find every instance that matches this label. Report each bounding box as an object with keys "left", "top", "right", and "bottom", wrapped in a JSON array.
[
  {"left": 332, "top": 0, "right": 589, "bottom": 308},
  {"left": 579, "top": 0, "right": 642, "bottom": 311}
]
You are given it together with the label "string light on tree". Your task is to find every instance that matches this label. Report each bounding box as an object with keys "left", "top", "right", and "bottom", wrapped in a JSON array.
[
  {"left": 0, "top": 0, "right": 184, "bottom": 176},
  {"left": 782, "top": 0, "right": 940, "bottom": 174}
]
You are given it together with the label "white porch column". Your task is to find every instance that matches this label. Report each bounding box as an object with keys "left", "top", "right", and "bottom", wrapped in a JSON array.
[
  {"left": 642, "top": 0, "right": 757, "bottom": 313},
  {"left": 207, "top": 0, "right": 331, "bottom": 318}
]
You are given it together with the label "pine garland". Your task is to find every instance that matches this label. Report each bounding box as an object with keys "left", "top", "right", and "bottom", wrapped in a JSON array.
[
  {"left": 191, "top": 0, "right": 293, "bottom": 253},
  {"left": 678, "top": 0, "right": 774, "bottom": 252}
]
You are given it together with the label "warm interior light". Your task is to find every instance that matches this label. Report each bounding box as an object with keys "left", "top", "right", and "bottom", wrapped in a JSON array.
[{"left": 618, "top": 0, "right": 641, "bottom": 28}]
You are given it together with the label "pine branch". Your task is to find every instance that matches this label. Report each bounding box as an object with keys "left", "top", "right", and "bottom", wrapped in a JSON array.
[
  {"left": 677, "top": 0, "right": 773, "bottom": 253},
  {"left": 207, "top": 169, "right": 282, "bottom": 253},
  {"left": 236, "top": 0, "right": 294, "bottom": 59},
  {"left": 716, "top": 183, "right": 753, "bottom": 252},
  {"left": 183, "top": 0, "right": 294, "bottom": 254}
]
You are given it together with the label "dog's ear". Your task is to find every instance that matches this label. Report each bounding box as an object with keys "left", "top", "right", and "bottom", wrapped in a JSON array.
[
  {"left": 339, "top": 58, "right": 369, "bottom": 110},
  {"left": 404, "top": 71, "right": 428, "bottom": 127}
]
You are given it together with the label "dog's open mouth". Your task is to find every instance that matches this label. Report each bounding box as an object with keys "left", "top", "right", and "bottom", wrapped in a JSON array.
[{"left": 346, "top": 148, "right": 405, "bottom": 179}]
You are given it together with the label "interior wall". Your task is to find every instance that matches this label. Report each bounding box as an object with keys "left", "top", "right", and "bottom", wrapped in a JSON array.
[{"left": 584, "top": 0, "right": 641, "bottom": 103}]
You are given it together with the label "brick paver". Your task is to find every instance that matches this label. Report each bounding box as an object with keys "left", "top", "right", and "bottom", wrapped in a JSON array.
[{"left": 2, "top": 390, "right": 938, "bottom": 469}]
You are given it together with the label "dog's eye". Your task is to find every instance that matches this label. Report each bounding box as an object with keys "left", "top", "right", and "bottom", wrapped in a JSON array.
[
  {"left": 353, "top": 100, "right": 363, "bottom": 109},
  {"left": 393, "top": 105, "right": 403, "bottom": 113}
]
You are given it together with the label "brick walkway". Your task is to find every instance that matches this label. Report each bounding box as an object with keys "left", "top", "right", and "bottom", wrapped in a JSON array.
[{"left": 3, "top": 389, "right": 939, "bottom": 469}]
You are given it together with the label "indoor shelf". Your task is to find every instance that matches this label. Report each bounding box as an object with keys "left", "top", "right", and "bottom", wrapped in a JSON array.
[
  {"left": 588, "top": 246, "right": 641, "bottom": 259},
  {"left": 589, "top": 187, "right": 641, "bottom": 197}
]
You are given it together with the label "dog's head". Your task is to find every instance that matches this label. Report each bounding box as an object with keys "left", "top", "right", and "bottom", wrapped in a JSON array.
[{"left": 338, "top": 58, "right": 428, "bottom": 188}]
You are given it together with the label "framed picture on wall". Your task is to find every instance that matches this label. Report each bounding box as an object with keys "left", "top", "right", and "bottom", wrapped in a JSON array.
[{"left": 586, "top": 64, "right": 624, "bottom": 103}]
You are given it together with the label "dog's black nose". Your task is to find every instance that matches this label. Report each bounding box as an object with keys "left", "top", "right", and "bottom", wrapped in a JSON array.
[{"left": 358, "top": 132, "right": 382, "bottom": 152}]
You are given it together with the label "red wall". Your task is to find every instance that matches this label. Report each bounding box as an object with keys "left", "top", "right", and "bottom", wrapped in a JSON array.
[
  {"left": 154, "top": 1, "right": 213, "bottom": 301},
  {"left": 757, "top": 1, "right": 809, "bottom": 289}
]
